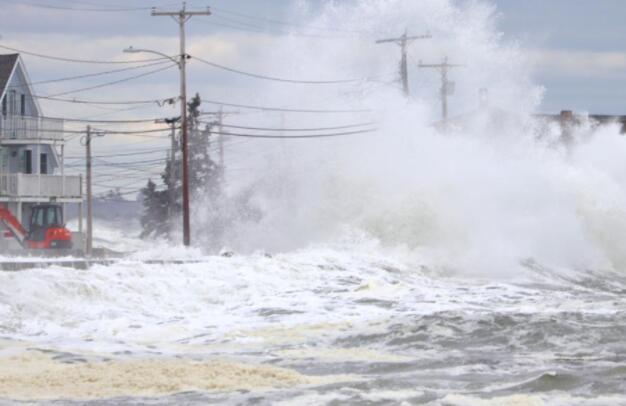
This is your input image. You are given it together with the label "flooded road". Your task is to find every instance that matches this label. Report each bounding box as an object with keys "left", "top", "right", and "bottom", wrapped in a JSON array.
[{"left": 1, "top": 247, "right": 625, "bottom": 405}]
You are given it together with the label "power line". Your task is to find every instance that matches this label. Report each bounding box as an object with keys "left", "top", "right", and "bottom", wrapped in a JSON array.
[
  {"left": 31, "top": 94, "right": 177, "bottom": 106},
  {"left": 201, "top": 99, "right": 372, "bottom": 114},
  {"left": 94, "top": 157, "right": 168, "bottom": 166},
  {"left": 46, "top": 0, "right": 172, "bottom": 10},
  {"left": 213, "top": 128, "right": 376, "bottom": 139},
  {"left": 0, "top": 44, "right": 171, "bottom": 64},
  {"left": 8, "top": 60, "right": 172, "bottom": 89},
  {"left": 210, "top": 121, "right": 376, "bottom": 132},
  {"left": 210, "top": 6, "right": 365, "bottom": 35},
  {"left": 191, "top": 55, "right": 363, "bottom": 84},
  {"left": 44, "top": 64, "right": 177, "bottom": 97},
  {"left": 46, "top": 116, "right": 169, "bottom": 124},
  {"left": 65, "top": 147, "right": 167, "bottom": 160},
  {"left": 28, "top": 127, "right": 174, "bottom": 136},
  {"left": 91, "top": 173, "right": 161, "bottom": 181},
  {"left": 92, "top": 127, "right": 175, "bottom": 135},
  {"left": 194, "top": 16, "right": 353, "bottom": 40},
  {"left": 0, "top": 0, "right": 154, "bottom": 11},
  {"left": 60, "top": 104, "right": 161, "bottom": 124}
]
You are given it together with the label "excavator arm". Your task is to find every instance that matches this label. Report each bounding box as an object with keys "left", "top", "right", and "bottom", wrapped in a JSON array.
[{"left": 0, "top": 205, "right": 27, "bottom": 247}]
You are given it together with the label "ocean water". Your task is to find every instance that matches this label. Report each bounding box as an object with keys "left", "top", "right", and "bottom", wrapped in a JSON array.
[
  {"left": 2, "top": 0, "right": 626, "bottom": 404},
  {"left": 1, "top": 243, "right": 625, "bottom": 405}
]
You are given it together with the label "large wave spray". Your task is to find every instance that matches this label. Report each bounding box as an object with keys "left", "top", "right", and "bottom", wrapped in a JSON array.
[{"left": 190, "top": 0, "right": 626, "bottom": 275}]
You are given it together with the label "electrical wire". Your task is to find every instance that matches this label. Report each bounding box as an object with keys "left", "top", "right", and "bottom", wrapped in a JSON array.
[
  {"left": 8, "top": 60, "right": 172, "bottom": 90},
  {"left": 210, "top": 6, "right": 365, "bottom": 35},
  {"left": 94, "top": 157, "right": 168, "bottom": 166},
  {"left": 31, "top": 94, "right": 177, "bottom": 106},
  {"left": 45, "top": 116, "right": 170, "bottom": 124},
  {"left": 0, "top": 0, "right": 153, "bottom": 11},
  {"left": 96, "top": 127, "right": 174, "bottom": 135},
  {"left": 213, "top": 128, "right": 376, "bottom": 139},
  {"left": 200, "top": 99, "right": 371, "bottom": 114},
  {"left": 63, "top": 104, "right": 161, "bottom": 122},
  {"left": 28, "top": 127, "right": 174, "bottom": 136},
  {"left": 64, "top": 147, "right": 167, "bottom": 160},
  {"left": 191, "top": 55, "right": 363, "bottom": 84},
  {"left": 195, "top": 16, "right": 353, "bottom": 40},
  {"left": 44, "top": 64, "right": 177, "bottom": 98},
  {"left": 206, "top": 121, "right": 376, "bottom": 132},
  {"left": 0, "top": 44, "right": 170, "bottom": 64}
]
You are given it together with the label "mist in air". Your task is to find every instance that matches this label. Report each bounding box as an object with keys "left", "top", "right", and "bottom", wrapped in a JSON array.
[
  {"left": 2, "top": 1, "right": 626, "bottom": 405},
  {"left": 192, "top": 0, "right": 626, "bottom": 277}
]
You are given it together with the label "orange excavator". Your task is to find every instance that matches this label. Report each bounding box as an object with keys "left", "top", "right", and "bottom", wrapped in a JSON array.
[{"left": 0, "top": 204, "right": 72, "bottom": 250}]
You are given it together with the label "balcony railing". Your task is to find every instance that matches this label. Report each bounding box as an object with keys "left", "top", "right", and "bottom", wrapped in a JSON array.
[
  {"left": 0, "top": 174, "right": 81, "bottom": 199},
  {"left": 0, "top": 114, "right": 64, "bottom": 142}
]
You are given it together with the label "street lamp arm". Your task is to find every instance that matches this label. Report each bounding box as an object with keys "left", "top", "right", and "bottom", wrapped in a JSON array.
[{"left": 123, "top": 46, "right": 180, "bottom": 66}]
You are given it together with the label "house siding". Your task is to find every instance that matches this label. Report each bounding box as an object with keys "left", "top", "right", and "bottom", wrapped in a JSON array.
[{"left": 1, "top": 67, "right": 38, "bottom": 117}]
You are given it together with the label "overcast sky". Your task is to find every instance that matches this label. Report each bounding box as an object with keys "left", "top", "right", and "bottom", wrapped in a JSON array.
[
  {"left": 1, "top": 0, "right": 624, "bottom": 114},
  {"left": 1, "top": 0, "right": 624, "bottom": 194}
]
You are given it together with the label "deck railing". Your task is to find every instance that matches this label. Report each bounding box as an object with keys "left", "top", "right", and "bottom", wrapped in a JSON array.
[
  {"left": 0, "top": 114, "right": 64, "bottom": 142},
  {"left": 0, "top": 174, "right": 81, "bottom": 198}
]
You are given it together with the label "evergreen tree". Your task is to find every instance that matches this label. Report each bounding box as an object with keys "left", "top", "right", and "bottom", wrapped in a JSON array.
[
  {"left": 188, "top": 93, "right": 221, "bottom": 200},
  {"left": 139, "top": 93, "right": 223, "bottom": 240},
  {"left": 139, "top": 179, "right": 169, "bottom": 239}
]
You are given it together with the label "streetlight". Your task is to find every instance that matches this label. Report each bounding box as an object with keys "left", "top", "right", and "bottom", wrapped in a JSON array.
[
  {"left": 81, "top": 126, "right": 105, "bottom": 257},
  {"left": 124, "top": 46, "right": 192, "bottom": 246}
]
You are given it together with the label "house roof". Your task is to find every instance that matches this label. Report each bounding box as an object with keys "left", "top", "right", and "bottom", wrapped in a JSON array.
[{"left": 0, "top": 54, "right": 19, "bottom": 96}]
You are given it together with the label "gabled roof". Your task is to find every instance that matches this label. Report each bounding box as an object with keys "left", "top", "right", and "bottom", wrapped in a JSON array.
[
  {"left": 0, "top": 54, "right": 19, "bottom": 96},
  {"left": 0, "top": 53, "right": 42, "bottom": 115}
]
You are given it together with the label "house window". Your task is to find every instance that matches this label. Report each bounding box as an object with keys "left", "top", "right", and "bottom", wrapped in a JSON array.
[
  {"left": 24, "top": 150, "right": 32, "bottom": 174},
  {"left": 40, "top": 153, "right": 48, "bottom": 174},
  {"left": 20, "top": 94, "right": 25, "bottom": 116},
  {"left": 8, "top": 90, "right": 16, "bottom": 115},
  {"left": 1, "top": 96, "right": 5, "bottom": 116}
]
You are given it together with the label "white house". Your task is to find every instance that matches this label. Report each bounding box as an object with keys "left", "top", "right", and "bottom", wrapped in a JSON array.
[{"left": 0, "top": 53, "right": 82, "bottom": 247}]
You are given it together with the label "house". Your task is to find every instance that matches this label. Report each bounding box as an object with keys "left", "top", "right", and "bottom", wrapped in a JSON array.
[{"left": 0, "top": 53, "right": 83, "bottom": 249}]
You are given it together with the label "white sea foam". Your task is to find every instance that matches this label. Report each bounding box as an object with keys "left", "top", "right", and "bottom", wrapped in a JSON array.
[{"left": 2, "top": 0, "right": 625, "bottom": 403}]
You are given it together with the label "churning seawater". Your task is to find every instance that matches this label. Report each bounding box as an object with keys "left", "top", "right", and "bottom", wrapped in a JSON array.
[
  {"left": 2, "top": 0, "right": 626, "bottom": 404},
  {"left": 1, "top": 243, "right": 625, "bottom": 405}
]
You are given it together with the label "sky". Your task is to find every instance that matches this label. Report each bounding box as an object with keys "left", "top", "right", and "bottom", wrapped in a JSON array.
[
  {"left": 492, "top": 0, "right": 626, "bottom": 114},
  {"left": 0, "top": 0, "right": 624, "bottom": 195}
]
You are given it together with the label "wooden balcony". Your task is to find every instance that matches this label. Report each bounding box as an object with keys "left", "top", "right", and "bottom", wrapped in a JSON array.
[
  {"left": 0, "top": 174, "right": 82, "bottom": 201},
  {"left": 0, "top": 114, "right": 64, "bottom": 143}
]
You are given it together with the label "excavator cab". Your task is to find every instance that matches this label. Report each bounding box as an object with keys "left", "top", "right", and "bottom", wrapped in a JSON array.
[{"left": 27, "top": 204, "right": 72, "bottom": 249}]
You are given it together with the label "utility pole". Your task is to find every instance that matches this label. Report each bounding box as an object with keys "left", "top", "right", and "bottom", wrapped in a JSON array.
[
  {"left": 376, "top": 29, "right": 431, "bottom": 97},
  {"left": 151, "top": 2, "right": 211, "bottom": 247},
  {"left": 156, "top": 116, "right": 181, "bottom": 223},
  {"left": 418, "top": 56, "right": 463, "bottom": 123},
  {"left": 84, "top": 126, "right": 104, "bottom": 257},
  {"left": 217, "top": 106, "right": 224, "bottom": 176},
  {"left": 85, "top": 125, "right": 92, "bottom": 257}
]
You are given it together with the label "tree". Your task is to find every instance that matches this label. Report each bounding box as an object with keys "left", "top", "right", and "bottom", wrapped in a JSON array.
[
  {"left": 188, "top": 93, "right": 221, "bottom": 200},
  {"left": 139, "top": 93, "right": 223, "bottom": 240},
  {"left": 139, "top": 179, "right": 169, "bottom": 239}
]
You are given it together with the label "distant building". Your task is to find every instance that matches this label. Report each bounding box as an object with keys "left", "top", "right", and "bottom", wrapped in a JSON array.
[{"left": 0, "top": 53, "right": 83, "bottom": 246}]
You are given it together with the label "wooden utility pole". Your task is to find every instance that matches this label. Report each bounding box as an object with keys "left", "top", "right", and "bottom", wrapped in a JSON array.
[
  {"left": 217, "top": 106, "right": 224, "bottom": 171},
  {"left": 156, "top": 116, "right": 181, "bottom": 223},
  {"left": 418, "top": 56, "right": 463, "bottom": 123},
  {"left": 376, "top": 29, "right": 431, "bottom": 97},
  {"left": 85, "top": 125, "right": 92, "bottom": 257},
  {"left": 151, "top": 2, "right": 211, "bottom": 247}
]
